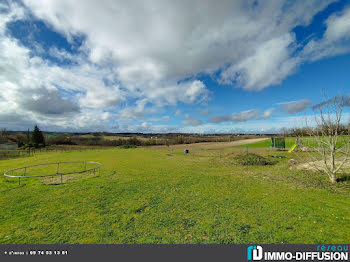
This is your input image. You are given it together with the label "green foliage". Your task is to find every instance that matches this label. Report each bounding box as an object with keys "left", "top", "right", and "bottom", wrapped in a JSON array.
[
  {"left": 12, "top": 132, "right": 26, "bottom": 147},
  {"left": 234, "top": 153, "right": 276, "bottom": 166},
  {"left": 31, "top": 125, "right": 45, "bottom": 147},
  {"left": 26, "top": 129, "right": 31, "bottom": 143},
  {"left": 119, "top": 145, "right": 138, "bottom": 149}
]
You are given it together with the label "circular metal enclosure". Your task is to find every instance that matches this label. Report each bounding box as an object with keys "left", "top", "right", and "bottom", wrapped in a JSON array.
[{"left": 3, "top": 161, "right": 102, "bottom": 185}]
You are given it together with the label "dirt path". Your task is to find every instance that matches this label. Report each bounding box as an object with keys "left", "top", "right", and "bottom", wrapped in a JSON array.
[{"left": 151, "top": 137, "right": 269, "bottom": 150}]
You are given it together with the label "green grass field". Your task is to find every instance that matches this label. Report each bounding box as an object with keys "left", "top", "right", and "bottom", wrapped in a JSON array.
[
  {"left": 238, "top": 137, "right": 296, "bottom": 148},
  {"left": 0, "top": 144, "right": 349, "bottom": 244},
  {"left": 239, "top": 136, "right": 350, "bottom": 149}
]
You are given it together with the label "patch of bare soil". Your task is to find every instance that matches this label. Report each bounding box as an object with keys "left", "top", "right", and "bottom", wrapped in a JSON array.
[
  {"left": 41, "top": 172, "right": 96, "bottom": 185},
  {"left": 295, "top": 159, "right": 350, "bottom": 172}
]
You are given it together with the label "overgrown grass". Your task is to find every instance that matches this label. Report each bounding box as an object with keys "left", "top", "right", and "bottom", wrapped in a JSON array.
[
  {"left": 0, "top": 146, "right": 349, "bottom": 244},
  {"left": 234, "top": 153, "right": 276, "bottom": 166}
]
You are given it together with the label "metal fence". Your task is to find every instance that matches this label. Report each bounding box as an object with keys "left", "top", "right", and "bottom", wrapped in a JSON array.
[
  {"left": 4, "top": 161, "right": 102, "bottom": 185},
  {"left": 0, "top": 149, "right": 33, "bottom": 160},
  {"left": 0, "top": 147, "right": 109, "bottom": 160}
]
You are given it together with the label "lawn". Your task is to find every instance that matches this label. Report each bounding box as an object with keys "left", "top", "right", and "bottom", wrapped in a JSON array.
[
  {"left": 237, "top": 137, "right": 297, "bottom": 148},
  {"left": 0, "top": 145, "right": 349, "bottom": 244},
  {"left": 239, "top": 136, "right": 350, "bottom": 149}
]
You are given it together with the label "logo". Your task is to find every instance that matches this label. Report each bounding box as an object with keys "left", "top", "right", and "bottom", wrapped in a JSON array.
[
  {"left": 247, "top": 246, "right": 263, "bottom": 260},
  {"left": 246, "top": 245, "right": 348, "bottom": 261}
]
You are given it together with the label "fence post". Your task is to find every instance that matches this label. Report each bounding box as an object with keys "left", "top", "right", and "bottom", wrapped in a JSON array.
[
  {"left": 18, "top": 177, "right": 21, "bottom": 186},
  {"left": 24, "top": 167, "right": 27, "bottom": 176},
  {"left": 61, "top": 174, "right": 63, "bottom": 184}
]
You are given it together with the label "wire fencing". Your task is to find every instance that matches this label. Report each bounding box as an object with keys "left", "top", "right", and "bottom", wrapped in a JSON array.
[
  {"left": 4, "top": 161, "right": 102, "bottom": 185},
  {"left": 0, "top": 149, "right": 33, "bottom": 160}
]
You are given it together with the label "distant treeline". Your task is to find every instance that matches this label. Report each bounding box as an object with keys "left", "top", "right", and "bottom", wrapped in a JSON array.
[
  {"left": 287, "top": 123, "right": 350, "bottom": 136},
  {"left": 2, "top": 127, "right": 266, "bottom": 148},
  {"left": 1, "top": 125, "right": 45, "bottom": 148},
  {"left": 45, "top": 134, "right": 257, "bottom": 147}
]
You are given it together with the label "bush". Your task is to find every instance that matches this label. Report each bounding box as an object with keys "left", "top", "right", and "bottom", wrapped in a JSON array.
[
  {"left": 119, "top": 145, "right": 137, "bottom": 149},
  {"left": 46, "top": 135, "right": 77, "bottom": 145},
  {"left": 234, "top": 153, "right": 276, "bottom": 166}
]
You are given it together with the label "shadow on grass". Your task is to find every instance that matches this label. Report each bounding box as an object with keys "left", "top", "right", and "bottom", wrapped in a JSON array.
[{"left": 337, "top": 175, "right": 350, "bottom": 183}]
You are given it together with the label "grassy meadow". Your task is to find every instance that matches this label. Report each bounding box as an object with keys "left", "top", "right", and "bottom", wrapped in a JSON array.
[
  {"left": 241, "top": 136, "right": 350, "bottom": 149},
  {"left": 238, "top": 137, "right": 296, "bottom": 148},
  {"left": 0, "top": 141, "right": 349, "bottom": 244}
]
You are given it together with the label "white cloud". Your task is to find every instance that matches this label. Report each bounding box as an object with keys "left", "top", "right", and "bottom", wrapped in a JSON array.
[
  {"left": 301, "top": 7, "right": 350, "bottom": 61},
  {"left": 22, "top": 0, "right": 336, "bottom": 92},
  {"left": 19, "top": 86, "right": 80, "bottom": 115},
  {"left": 182, "top": 114, "right": 203, "bottom": 126},
  {"left": 145, "top": 80, "right": 209, "bottom": 106},
  {"left": 2, "top": 1, "right": 350, "bottom": 132},
  {"left": 0, "top": 7, "right": 125, "bottom": 130},
  {"left": 279, "top": 99, "right": 312, "bottom": 114},
  {"left": 259, "top": 108, "right": 275, "bottom": 119},
  {"left": 0, "top": 2, "right": 213, "bottom": 131},
  {"left": 207, "top": 108, "right": 274, "bottom": 123},
  {"left": 149, "top": 115, "right": 171, "bottom": 122},
  {"left": 119, "top": 99, "right": 149, "bottom": 119},
  {"left": 220, "top": 34, "right": 299, "bottom": 90},
  {"left": 207, "top": 115, "right": 233, "bottom": 124},
  {"left": 120, "top": 121, "right": 177, "bottom": 133},
  {"left": 199, "top": 109, "right": 210, "bottom": 116},
  {"left": 325, "top": 7, "right": 350, "bottom": 42},
  {"left": 231, "top": 109, "right": 260, "bottom": 122}
]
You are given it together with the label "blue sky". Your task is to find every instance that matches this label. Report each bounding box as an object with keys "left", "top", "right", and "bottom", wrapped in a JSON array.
[{"left": 1, "top": 0, "right": 350, "bottom": 133}]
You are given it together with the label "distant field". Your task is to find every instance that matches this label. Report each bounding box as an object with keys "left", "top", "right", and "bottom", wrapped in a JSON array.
[
  {"left": 152, "top": 138, "right": 269, "bottom": 150},
  {"left": 102, "top": 135, "right": 150, "bottom": 141},
  {"left": 1, "top": 139, "right": 349, "bottom": 244}
]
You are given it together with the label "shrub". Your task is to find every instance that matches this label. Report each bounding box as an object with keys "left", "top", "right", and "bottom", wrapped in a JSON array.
[
  {"left": 119, "top": 145, "right": 137, "bottom": 149},
  {"left": 234, "top": 153, "right": 276, "bottom": 166}
]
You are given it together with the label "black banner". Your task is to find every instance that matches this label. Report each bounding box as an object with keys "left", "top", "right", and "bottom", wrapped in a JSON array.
[{"left": 0, "top": 244, "right": 349, "bottom": 262}]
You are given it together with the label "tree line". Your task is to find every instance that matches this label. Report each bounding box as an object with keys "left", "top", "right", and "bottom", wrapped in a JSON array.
[{"left": 2, "top": 125, "right": 45, "bottom": 148}]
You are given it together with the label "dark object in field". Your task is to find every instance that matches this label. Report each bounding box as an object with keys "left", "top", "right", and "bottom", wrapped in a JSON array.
[
  {"left": 235, "top": 153, "right": 276, "bottom": 166},
  {"left": 268, "top": 155, "right": 286, "bottom": 159},
  {"left": 119, "top": 145, "right": 137, "bottom": 149},
  {"left": 184, "top": 149, "right": 189, "bottom": 154}
]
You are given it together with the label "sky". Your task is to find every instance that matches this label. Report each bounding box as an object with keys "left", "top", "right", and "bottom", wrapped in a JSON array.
[{"left": 0, "top": 0, "right": 350, "bottom": 134}]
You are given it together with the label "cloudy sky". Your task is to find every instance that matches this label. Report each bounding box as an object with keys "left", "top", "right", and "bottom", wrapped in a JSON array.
[{"left": 1, "top": 0, "right": 350, "bottom": 133}]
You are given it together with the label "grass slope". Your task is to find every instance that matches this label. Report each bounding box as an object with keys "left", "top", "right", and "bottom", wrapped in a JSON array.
[{"left": 0, "top": 146, "right": 349, "bottom": 244}]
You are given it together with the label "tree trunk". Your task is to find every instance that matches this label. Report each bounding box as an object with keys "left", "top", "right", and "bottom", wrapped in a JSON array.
[
  {"left": 330, "top": 147, "right": 336, "bottom": 183},
  {"left": 331, "top": 174, "right": 337, "bottom": 183}
]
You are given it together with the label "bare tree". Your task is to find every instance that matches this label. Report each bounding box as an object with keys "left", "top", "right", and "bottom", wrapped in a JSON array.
[{"left": 297, "top": 94, "right": 350, "bottom": 183}]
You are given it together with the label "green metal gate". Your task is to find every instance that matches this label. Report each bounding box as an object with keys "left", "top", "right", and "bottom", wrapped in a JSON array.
[{"left": 271, "top": 137, "right": 285, "bottom": 149}]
